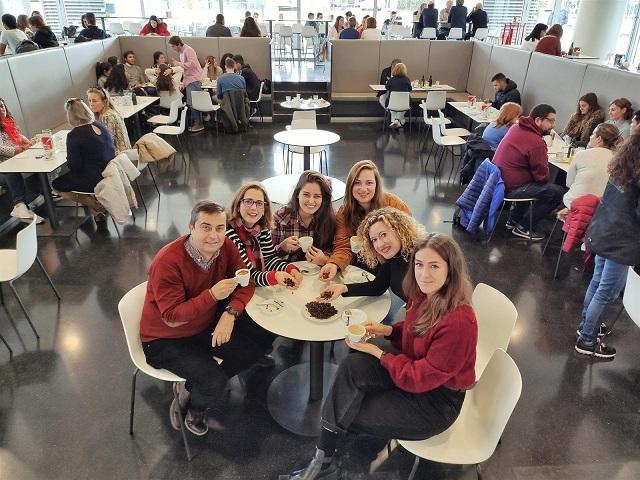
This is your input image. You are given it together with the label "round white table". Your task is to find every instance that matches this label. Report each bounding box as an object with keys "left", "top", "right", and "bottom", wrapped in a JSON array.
[
  {"left": 280, "top": 100, "right": 331, "bottom": 110},
  {"left": 273, "top": 129, "right": 340, "bottom": 171},
  {"left": 246, "top": 263, "right": 391, "bottom": 436},
  {"left": 261, "top": 174, "right": 346, "bottom": 204}
]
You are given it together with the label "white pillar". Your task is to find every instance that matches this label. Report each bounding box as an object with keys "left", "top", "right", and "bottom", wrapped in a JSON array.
[{"left": 572, "top": 0, "right": 627, "bottom": 59}]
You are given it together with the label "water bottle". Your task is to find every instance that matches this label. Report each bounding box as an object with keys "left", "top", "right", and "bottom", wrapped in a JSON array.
[{"left": 131, "top": 90, "right": 137, "bottom": 105}]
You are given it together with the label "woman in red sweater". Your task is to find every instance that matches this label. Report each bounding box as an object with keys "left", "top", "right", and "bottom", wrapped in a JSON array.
[
  {"left": 139, "top": 15, "right": 170, "bottom": 36},
  {"left": 534, "top": 23, "right": 563, "bottom": 56},
  {"left": 285, "top": 233, "right": 478, "bottom": 479}
]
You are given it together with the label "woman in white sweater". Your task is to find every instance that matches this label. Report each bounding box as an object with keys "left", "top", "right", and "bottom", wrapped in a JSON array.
[
  {"left": 561, "top": 123, "right": 621, "bottom": 210},
  {"left": 328, "top": 16, "right": 344, "bottom": 41},
  {"left": 360, "top": 17, "right": 381, "bottom": 40}
]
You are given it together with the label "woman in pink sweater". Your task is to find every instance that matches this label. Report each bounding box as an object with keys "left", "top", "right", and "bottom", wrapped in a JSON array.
[{"left": 284, "top": 233, "right": 478, "bottom": 479}]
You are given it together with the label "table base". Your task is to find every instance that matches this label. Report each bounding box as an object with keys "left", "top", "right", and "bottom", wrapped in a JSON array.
[{"left": 268, "top": 361, "right": 339, "bottom": 437}]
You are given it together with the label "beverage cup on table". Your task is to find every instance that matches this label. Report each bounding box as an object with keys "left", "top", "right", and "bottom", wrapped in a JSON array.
[
  {"left": 346, "top": 324, "right": 366, "bottom": 343},
  {"left": 286, "top": 96, "right": 291, "bottom": 102},
  {"left": 41, "top": 129, "right": 53, "bottom": 159},
  {"left": 299, "top": 236, "right": 313, "bottom": 252},
  {"left": 234, "top": 268, "right": 250, "bottom": 287},
  {"left": 350, "top": 235, "right": 363, "bottom": 253},
  {"left": 435, "top": 80, "right": 440, "bottom": 86}
]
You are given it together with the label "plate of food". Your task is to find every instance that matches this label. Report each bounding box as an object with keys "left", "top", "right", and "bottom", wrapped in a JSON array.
[
  {"left": 258, "top": 299, "right": 286, "bottom": 315},
  {"left": 302, "top": 301, "right": 341, "bottom": 323},
  {"left": 297, "top": 261, "right": 320, "bottom": 276}
]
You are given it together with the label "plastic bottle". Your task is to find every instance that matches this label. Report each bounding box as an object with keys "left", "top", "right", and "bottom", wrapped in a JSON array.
[{"left": 421, "top": 75, "right": 425, "bottom": 87}]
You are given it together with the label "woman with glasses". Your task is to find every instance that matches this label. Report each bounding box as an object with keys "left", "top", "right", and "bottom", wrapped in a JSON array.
[{"left": 86, "top": 87, "right": 130, "bottom": 154}]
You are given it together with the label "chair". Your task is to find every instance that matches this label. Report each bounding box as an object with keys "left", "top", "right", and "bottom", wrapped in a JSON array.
[
  {"left": 418, "top": 91, "right": 449, "bottom": 144},
  {"left": 390, "top": 24, "right": 406, "bottom": 38},
  {"left": 286, "top": 111, "right": 328, "bottom": 174},
  {"left": 448, "top": 27, "right": 463, "bottom": 39},
  {"left": 191, "top": 91, "right": 220, "bottom": 135},
  {"left": 124, "top": 150, "right": 161, "bottom": 213},
  {"left": 249, "top": 81, "right": 265, "bottom": 123},
  {"left": 383, "top": 92, "right": 412, "bottom": 133},
  {"left": 154, "top": 107, "right": 188, "bottom": 170},
  {"left": 302, "top": 26, "right": 318, "bottom": 58},
  {"left": 421, "top": 27, "right": 437, "bottom": 39},
  {"left": 487, "top": 196, "right": 537, "bottom": 242},
  {"left": 425, "top": 118, "right": 466, "bottom": 181},
  {"left": 0, "top": 216, "right": 61, "bottom": 343},
  {"left": 291, "top": 24, "right": 303, "bottom": 58},
  {"left": 399, "top": 349, "right": 522, "bottom": 480},
  {"left": 108, "top": 23, "right": 125, "bottom": 35},
  {"left": 623, "top": 266, "right": 640, "bottom": 326},
  {"left": 438, "top": 110, "right": 471, "bottom": 137},
  {"left": 259, "top": 23, "right": 269, "bottom": 36},
  {"left": 474, "top": 28, "right": 489, "bottom": 41},
  {"left": 472, "top": 283, "right": 518, "bottom": 377},
  {"left": 147, "top": 99, "right": 181, "bottom": 126},
  {"left": 70, "top": 190, "right": 124, "bottom": 237},
  {"left": 278, "top": 25, "right": 294, "bottom": 60},
  {"left": 128, "top": 22, "right": 144, "bottom": 35}
]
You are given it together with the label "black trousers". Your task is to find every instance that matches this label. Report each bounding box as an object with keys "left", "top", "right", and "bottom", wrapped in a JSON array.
[
  {"left": 142, "top": 302, "right": 269, "bottom": 413},
  {"left": 321, "top": 352, "right": 465, "bottom": 441},
  {"left": 507, "top": 182, "right": 566, "bottom": 229}
]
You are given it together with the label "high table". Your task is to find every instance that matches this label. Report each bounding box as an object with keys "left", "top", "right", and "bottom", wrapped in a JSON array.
[
  {"left": 273, "top": 129, "right": 340, "bottom": 171},
  {"left": 246, "top": 263, "right": 391, "bottom": 436},
  {"left": 448, "top": 101, "right": 499, "bottom": 130},
  {"left": 261, "top": 174, "right": 346, "bottom": 204}
]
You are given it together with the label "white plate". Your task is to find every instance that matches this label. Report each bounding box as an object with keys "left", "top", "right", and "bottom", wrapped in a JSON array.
[
  {"left": 345, "top": 269, "right": 373, "bottom": 283},
  {"left": 302, "top": 303, "right": 341, "bottom": 324},
  {"left": 298, "top": 262, "right": 320, "bottom": 276},
  {"left": 342, "top": 308, "right": 367, "bottom": 325},
  {"left": 258, "top": 299, "right": 286, "bottom": 315}
]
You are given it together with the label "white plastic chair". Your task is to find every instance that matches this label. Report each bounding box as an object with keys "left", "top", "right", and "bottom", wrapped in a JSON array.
[
  {"left": 623, "top": 266, "right": 640, "bottom": 327},
  {"left": 108, "top": 23, "right": 125, "bottom": 35},
  {"left": 148, "top": 99, "right": 182, "bottom": 126},
  {"left": 154, "top": 107, "right": 188, "bottom": 170},
  {"left": 438, "top": 110, "right": 471, "bottom": 137},
  {"left": 399, "top": 349, "right": 522, "bottom": 480},
  {"left": 418, "top": 91, "right": 449, "bottom": 145},
  {"left": 425, "top": 118, "right": 466, "bottom": 180},
  {"left": 384, "top": 91, "right": 412, "bottom": 132},
  {"left": 129, "top": 22, "right": 144, "bottom": 35},
  {"left": 474, "top": 28, "right": 489, "bottom": 41},
  {"left": 302, "top": 25, "right": 318, "bottom": 58},
  {"left": 286, "top": 111, "right": 327, "bottom": 174},
  {"left": 249, "top": 81, "right": 266, "bottom": 123},
  {"left": 421, "top": 27, "right": 437, "bottom": 39},
  {"left": 448, "top": 27, "right": 463, "bottom": 40},
  {"left": 390, "top": 24, "right": 406, "bottom": 38},
  {"left": 472, "top": 283, "right": 518, "bottom": 377},
  {"left": 0, "top": 216, "right": 61, "bottom": 345},
  {"left": 191, "top": 91, "right": 220, "bottom": 135},
  {"left": 278, "top": 25, "right": 294, "bottom": 59}
]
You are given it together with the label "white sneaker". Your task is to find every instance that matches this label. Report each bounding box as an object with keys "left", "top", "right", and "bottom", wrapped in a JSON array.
[
  {"left": 389, "top": 120, "right": 400, "bottom": 129},
  {"left": 10, "top": 203, "right": 44, "bottom": 224}
]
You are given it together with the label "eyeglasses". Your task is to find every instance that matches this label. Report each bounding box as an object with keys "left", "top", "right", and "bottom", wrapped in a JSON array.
[{"left": 241, "top": 198, "right": 266, "bottom": 209}]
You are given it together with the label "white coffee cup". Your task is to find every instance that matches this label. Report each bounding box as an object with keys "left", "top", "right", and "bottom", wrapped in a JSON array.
[
  {"left": 286, "top": 95, "right": 291, "bottom": 102},
  {"left": 346, "top": 323, "right": 366, "bottom": 343},
  {"left": 235, "top": 268, "right": 250, "bottom": 287},
  {"left": 299, "top": 236, "right": 313, "bottom": 252},
  {"left": 435, "top": 80, "right": 440, "bottom": 86},
  {"left": 350, "top": 236, "right": 363, "bottom": 253}
]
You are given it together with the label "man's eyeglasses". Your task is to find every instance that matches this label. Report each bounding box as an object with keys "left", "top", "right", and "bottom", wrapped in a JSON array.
[{"left": 241, "top": 198, "right": 266, "bottom": 209}]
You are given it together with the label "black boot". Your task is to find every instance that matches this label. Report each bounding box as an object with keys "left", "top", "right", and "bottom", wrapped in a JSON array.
[{"left": 287, "top": 448, "right": 339, "bottom": 479}]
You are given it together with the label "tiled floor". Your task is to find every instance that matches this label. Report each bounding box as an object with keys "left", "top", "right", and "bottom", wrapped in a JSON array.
[{"left": 0, "top": 122, "right": 638, "bottom": 480}]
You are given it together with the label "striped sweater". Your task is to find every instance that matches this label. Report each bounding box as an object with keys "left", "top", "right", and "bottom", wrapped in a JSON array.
[{"left": 226, "top": 225, "right": 298, "bottom": 287}]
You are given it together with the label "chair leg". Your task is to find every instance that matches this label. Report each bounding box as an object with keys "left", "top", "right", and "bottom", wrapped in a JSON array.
[
  {"left": 134, "top": 179, "right": 147, "bottom": 214},
  {"left": 0, "top": 331, "right": 12, "bottom": 361},
  {"left": 407, "top": 456, "right": 420, "bottom": 480},
  {"left": 528, "top": 201, "right": 534, "bottom": 240},
  {"left": 35, "top": 256, "right": 61, "bottom": 301},
  {"left": 487, "top": 201, "right": 507, "bottom": 243},
  {"left": 175, "top": 388, "right": 193, "bottom": 461},
  {"left": 8, "top": 281, "right": 39, "bottom": 339},
  {"left": 111, "top": 217, "right": 121, "bottom": 238},
  {"left": 476, "top": 463, "right": 484, "bottom": 480},
  {"left": 553, "top": 232, "right": 567, "bottom": 279},
  {"left": 542, "top": 217, "right": 560, "bottom": 255},
  {"left": 148, "top": 167, "right": 161, "bottom": 197},
  {"left": 129, "top": 368, "right": 138, "bottom": 435}
]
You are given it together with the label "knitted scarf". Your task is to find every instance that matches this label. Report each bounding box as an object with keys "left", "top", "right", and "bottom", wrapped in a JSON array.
[
  {"left": 231, "top": 218, "right": 264, "bottom": 271},
  {"left": 1, "top": 116, "right": 23, "bottom": 146}
]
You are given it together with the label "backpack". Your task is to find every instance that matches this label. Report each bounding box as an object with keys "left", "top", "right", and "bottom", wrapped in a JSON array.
[{"left": 15, "top": 39, "right": 39, "bottom": 54}]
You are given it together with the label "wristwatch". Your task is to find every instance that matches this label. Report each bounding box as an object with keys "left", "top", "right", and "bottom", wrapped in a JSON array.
[{"left": 224, "top": 306, "right": 241, "bottom": 319}]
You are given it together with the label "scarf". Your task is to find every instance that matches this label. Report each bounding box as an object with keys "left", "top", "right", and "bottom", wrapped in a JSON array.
[
  {"left": 1, "top": 116, "right": 23, "bottom": 146},
  {"left": 231, "top": 218, "right": 264, "bottom": 271}
]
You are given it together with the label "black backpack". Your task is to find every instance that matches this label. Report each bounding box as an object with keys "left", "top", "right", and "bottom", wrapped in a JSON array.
[{"left": 15, "top": 39, "right": 39, "bottom": 54}]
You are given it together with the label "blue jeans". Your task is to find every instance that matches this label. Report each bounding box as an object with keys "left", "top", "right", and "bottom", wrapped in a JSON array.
[
  {"left": 185, "top": 81, "right": 203, "bottom": 124},
  {"left": 0, "top": 173, "right": 26, "bottom": 205},
  {"left": 578, "top": 255, "right": 628, "bottom": 342}
]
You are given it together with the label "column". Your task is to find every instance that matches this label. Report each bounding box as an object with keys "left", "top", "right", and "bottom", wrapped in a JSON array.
[{"left": 572, "top": 0, "right": 627, "bottom": 59}]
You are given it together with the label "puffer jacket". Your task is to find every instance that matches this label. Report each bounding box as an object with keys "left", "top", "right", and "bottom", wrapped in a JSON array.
[
  {"left": 561, "top": 194, "right": 600, "bottom": 253},
  {"left": 456, "top": 159, "right": 505, "bottom": 234},
  {"left": 95, "top": 153, "right": 140, "bottom": 224},
  {"left": 492, "top": 79, "right": 521, "bottom": 109}
]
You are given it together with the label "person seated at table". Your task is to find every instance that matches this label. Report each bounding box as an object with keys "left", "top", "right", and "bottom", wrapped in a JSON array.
[
  {"left": 360, "top": 17, "right": 381, "bottom": 40},
  {"left": 319, "top": 207, "right": 422, "bottom": 305},
  {"left": 319, "top": 160, "right": 411, "bottom": 282},
  {"left": 86, "top": 87, "right": 131, "bottom": 154},
  {"left": 141, "top": 200, "right": 267, "bottom": 436},
  {"left": 606, "top": 98, "right": 633, "bottom": 139},
  {"left": 420, "top": 1, "right": 439, "bottom": 33},
  {"left": 305, "top": 12, "right": 319, "bottom": 33},
  {"left": 0, "top": 14, "right": 28, "bottom": 55},
  {"left": 284, "top": 233, "right": 477, "bottom": 480},
  {"left": 492, "top": 103, "right": 565, "bottom": 241},
  {"left": 204, "top": 56, "right": 223, "bottom": 80},
  {"left": 383, "top": 62, "right": 412, "bottom": 129},
  {"left": 488, "top": 73, "right": 521, "bottom": 110},
  {"left": 339, "top": 16, "right": 359, "bottom": 39},
  {"left": 52, "top": 99, "right": 115, "bottom": 221},
  {"left": 104, "top": 64, "right": 130, "bottom": 96},
  {"left": 562, "top": 93, "right": 605, "bottom": 148},
  {"left": 557, "top": 123, "right": 621, "bottom": 216},
  {"left": 139, "top": 15, "right": 170, "bottom": 36},
  {"left": 156, "top": 64, "right": 184, "bottom": 106},
  {"left": 95, "top": 62, "right": 112, "bottom": 88},
  {"left": 272, "top": 170, "right": 336, "bottom": 265},
  {"left": 631, "top": 110, "right": 640, "bottom": 136},
  {"left": 216, "top": 57, "right": 246, "bottom": 100},
  {"left": 328, "top": 16, "right": 344, "bottom": 41},
  {"left": 145, "top": 51, "right": 183, "bottom": 87},
  {"left": 206, "top": 14, "right": 232, "bottom": 37},
  {"left": 481, "top": 102, "right": 522, "bottom": 150},
  {"left": 378, "top": 58, "right": 401, "bottom": 103},
  {"left": 438, "top": 0, "right": 453, "bottom": 38},
  {"left": 521, "top": 23, "right": 547, "bottom": 52},
  {"left": 232, "top": 55, "right": 261, "bottom": 101},
  {"left": 107, "top": 56, "right": 118, "bottom": 67},
  {"left": 464, "top": 2, "right": 487, "bottom": 39},
  {"left": 28, "top": 15, "right": 58, "bottom": 48},
  {"left": 356, "top": 15, "right": 369, "bottom": 37},
  {"left": 0, "top": 97, "right": 43, "bottom": 223},
  {"left": 534, "top": 23, "right": 563, "bottom": 56},
  {"left": 240, "top": 17, "right": 261, "bottom": 37},
  {"left": 123, "top": 51, "right": 155, "bottom": 95},
  {"left": 77, "top": 12, "right": 109, "bottom": 40}
]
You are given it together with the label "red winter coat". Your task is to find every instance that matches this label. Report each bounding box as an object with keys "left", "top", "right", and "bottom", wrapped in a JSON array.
[{"left": 562, "top": 194, "right": 600, "bottom": 252}]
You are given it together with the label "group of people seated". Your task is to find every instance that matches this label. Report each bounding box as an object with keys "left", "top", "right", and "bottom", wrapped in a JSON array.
[
  {"left": 414, "top": 0, "right": 488, "bottom": 40},
  {"left": 0, "top": 11, "right": 59, "bottom": 54}
]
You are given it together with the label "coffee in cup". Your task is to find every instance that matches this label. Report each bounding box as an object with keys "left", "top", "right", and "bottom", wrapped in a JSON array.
[
  {"left": 347, "top": 324, "right": 366, "bottom": 343},
  {"left": 350, "top": 236, "right": 363, "bottom": 253},
  {"left": 299, "top": 236, "right": 313, "bottom": 252},
  {"left": 235, "top": 269, "right": 250, "bottom": 287}
]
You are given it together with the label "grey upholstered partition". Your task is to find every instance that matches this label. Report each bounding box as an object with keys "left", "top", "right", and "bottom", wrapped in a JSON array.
[
  {"left": 466, "top": 41, "right": 492, "bottom": 97},
  {"left": 7, "top": 48, "right": 74, "bottom": 137},
  {"left": 118, "top": 35, "right": 168, "bottom": 70},
  {"left": 427, "top": 41, "right": 473, "bottom": 91},
  {"left": 330, "top": 40, "right": 381, "bottom": 93},
  {"left": 521, "top": 53, "right": 588, "bottom": 127},
  {"left": 0, "top": 58, "right": 26, "bottom": 133},
  {"left": 102, "top": 37, "right": 122, "bottom": 62},
  {"left": 64, "top": 41, "right": 106, "bottom": 97},
  {"left": 218, "top": 37, "right": 271, "bottom": 80},
  {"left": 482, "top": 45, "right": 532, "bottom": 100},
  {"left": 378, "top": 40, "right": 430, "bottom": 81},
  {"left": 579, "top": 65, "right": 640, "bottom": 113}
]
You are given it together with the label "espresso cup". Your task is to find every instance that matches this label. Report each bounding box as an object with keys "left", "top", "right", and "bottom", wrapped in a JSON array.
[
  {"left": 346, "top": 324, "right": 366, "bottom": 343},
  {"left": 350, "top": 236, "right": 363, "bottom": 253},
  {"left": 299, "top": 236, "right": 313, "bottom": 252},
  {"left": 235, "top": 269, "right": 250, "bottom": 287}
]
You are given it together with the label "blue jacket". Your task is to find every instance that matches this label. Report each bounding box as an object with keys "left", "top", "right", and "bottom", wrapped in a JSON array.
[
  {"left": 456, "top": 159, "right": 505, "bottom": 234},
  {"left": 448, "top": 6, "right": 468, "bottom": 30}
]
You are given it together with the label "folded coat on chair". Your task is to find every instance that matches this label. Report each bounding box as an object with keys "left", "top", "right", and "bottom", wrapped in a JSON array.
[
  {"left": 219, "top": 89, "right": 251, "bottom": 133},
  {"left": 95, "top": 154, "right": 141, "bottom": 224},
  {"left": 456, "top": 159, "right": 505, "bottom": 234},
  {"left": 561, "top": 194, "right": 600, "bottom": 253},
  {"left": 135, "top": 133, "right": 176, "bottom": 163}
]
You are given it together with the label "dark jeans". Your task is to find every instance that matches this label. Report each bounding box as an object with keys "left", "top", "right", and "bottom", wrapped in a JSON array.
[
  {"left": 321, "top": 352, "right": 465, "bottom": 441},
  {"left": 507, "top": 182, "right": 565, "bottom": 230},
  {"left": 142, "top": 302, "right": 269, "bottom": 413},
  {"left": 0, "top": 173, "right": 27, "bottom": 204}
]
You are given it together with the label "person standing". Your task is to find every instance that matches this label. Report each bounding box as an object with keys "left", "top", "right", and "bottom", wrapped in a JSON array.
[
  {"left": 448, "top": 0, "right": 468, "bottom": 31},
  {"left": 169, "top": 36, "right": 205, "bottom": 133},
  {"left": 420, "top": 1, "right": 439, "bottom": 33}
]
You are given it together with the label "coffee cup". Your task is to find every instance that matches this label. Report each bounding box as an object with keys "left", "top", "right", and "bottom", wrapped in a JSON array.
[
  {"left": 346, "top": 324, "right": 366, "bottom": 343},
  {"left": 299, "top": 236, "right": 313, "bottom": 252},
  {"left": 235, "top": 268, "right": 250, "bottom": 287},
  {"left": 350, "top": 236, "right": 363, "bottom": 253},
  {"left": 435, "top": 80, "right": 440, "bottom": 86},
  {"left": 286, "top": 96, "right": 291, "bottom": 102}
]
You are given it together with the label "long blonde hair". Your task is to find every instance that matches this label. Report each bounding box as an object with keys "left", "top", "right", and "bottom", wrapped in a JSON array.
[
  {"left": 86, "top": 87, "right": 119, "bottom": 119},
  {"left": 228, "top": 182, "right": 273, "bottom": 230},
  {"left": 402, "top": 233, "right": 472, "bottom": 336},
  {"left": 343, "top": 160, "right": 384, "bottom": 232}
]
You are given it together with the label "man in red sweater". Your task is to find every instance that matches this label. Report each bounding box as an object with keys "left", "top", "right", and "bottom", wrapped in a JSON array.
[
  {"left": 493, "top": 103, "right": 565, "bottom": 240},
  {"left": 140, "top": 201, "right": 264, "bottom": 436}
]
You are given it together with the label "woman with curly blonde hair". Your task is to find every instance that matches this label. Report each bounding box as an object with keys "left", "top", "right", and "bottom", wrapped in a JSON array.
[{"left": 318, "top": 207, "right": 422, "bottom": 303}]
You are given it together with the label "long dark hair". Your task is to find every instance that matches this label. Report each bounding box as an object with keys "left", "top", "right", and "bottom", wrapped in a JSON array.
[
  {"left": 402, "top": 233, "right": 472, "bottom": 336},
  {"left": 153, "top": 50, "right": 165, "bottom": 66},
  {"left": 104, "top": 64, "right": 129, "bottom": 93},
  {"left": 1, "top": 14, "right": 18, "bottom": 30},
  {"left": 284, "top": 171, "right": 336, "bottom": 251},
  {"left": 240, "top": 17, "right": 261, "bottom": 37},
  {"left": 156, "top": 64, "right": 175, "bottom": 92},
  {"left": 576, "top": 92, "right": 600, "bottom": 116},
  {"left": 334, "top": 15, "right": 344, "bottom": 31},
  {"left": 220, "top": 52, "right": 234, "bottom": 71},
  {"left": 95, "top": 62, "right": 111, "bottom": 81},
  {"left": 147, "top": 15, "right": 162, "bottom": 32},
  {"left": 28, "top": 15, "right": 51, "bottom": 32},
  {"left": 342, "top": 160, "right": 385, "bottom": 232},
  {"left": 609, "top": 131, "right": 640, "bottom": 188},
  {"left": 525, "top": 23, "right": 547, "bottom": 41}
]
